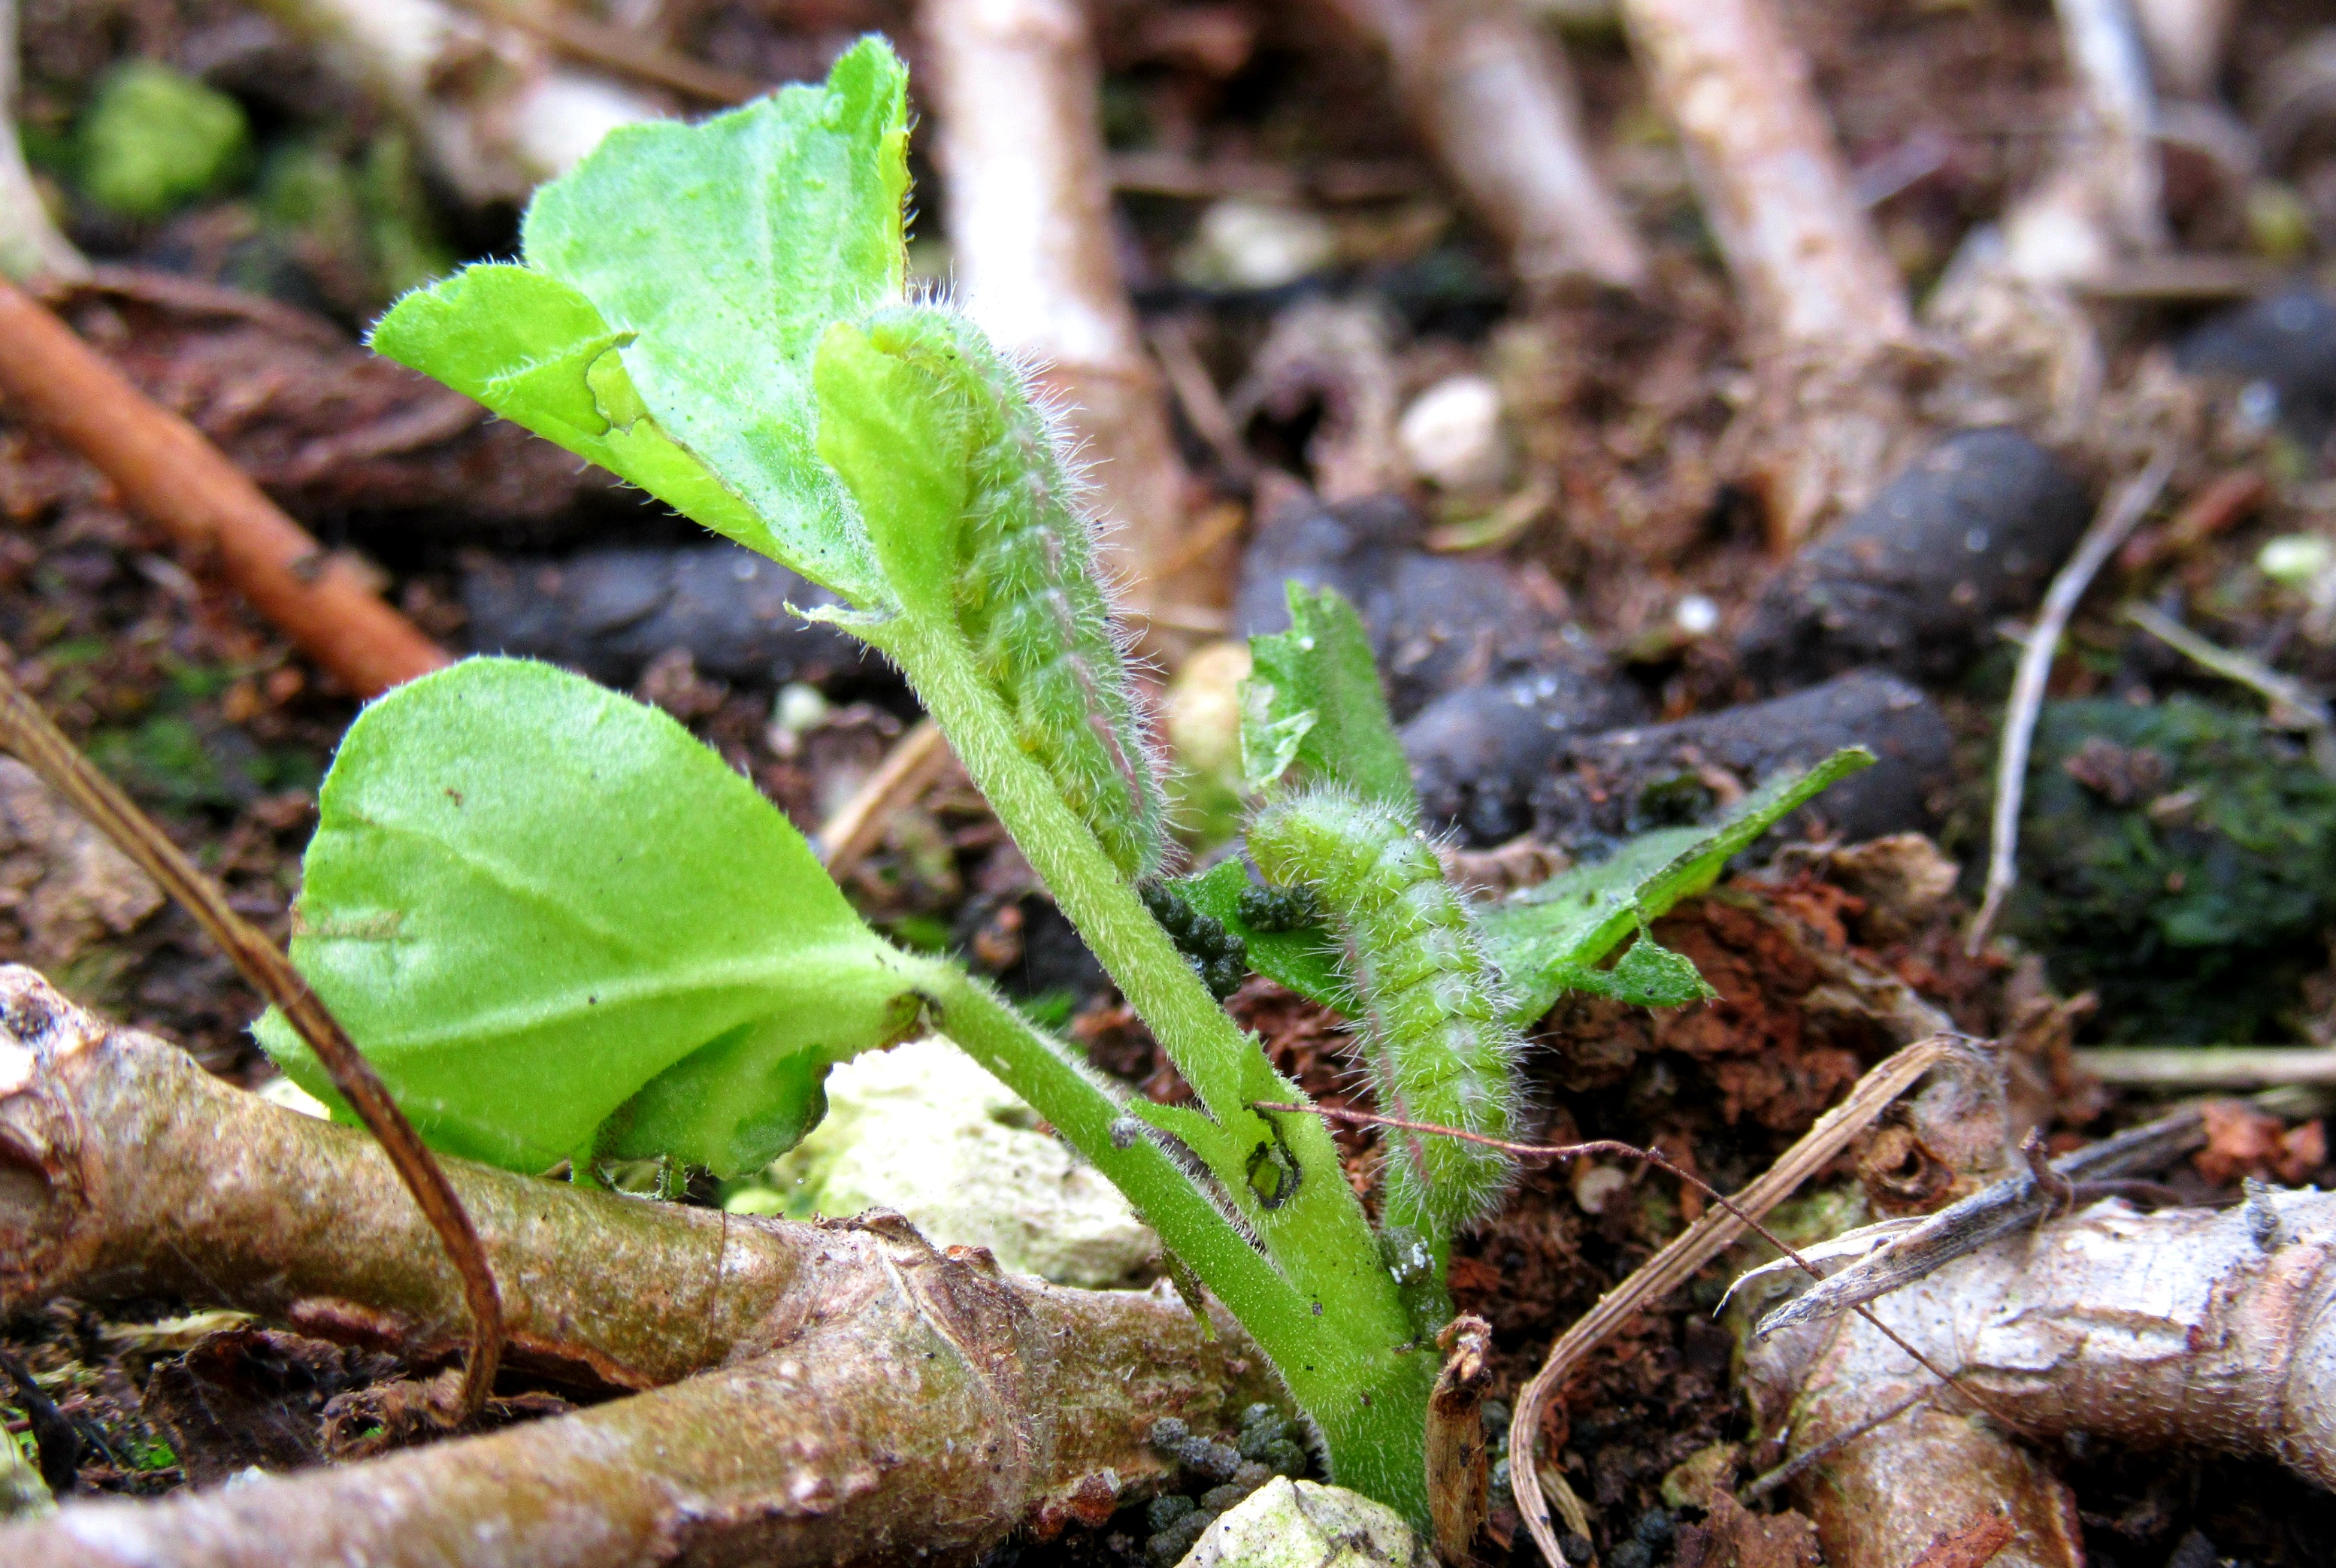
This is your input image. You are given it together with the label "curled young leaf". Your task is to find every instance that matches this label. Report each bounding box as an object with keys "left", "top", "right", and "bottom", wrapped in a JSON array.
[
  {"left": 262, "top": 658, "right": 936, "bottom": 1177},
  {"left": 817, "top": 306, "right": 1170, "bottom": 882}
]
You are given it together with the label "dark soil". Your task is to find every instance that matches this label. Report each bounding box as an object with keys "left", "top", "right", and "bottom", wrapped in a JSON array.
[{"left": 11, "top": 0, "right": 2336, "bottom": 1563}]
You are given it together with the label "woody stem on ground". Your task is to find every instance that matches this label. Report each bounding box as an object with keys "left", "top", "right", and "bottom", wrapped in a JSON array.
[
  {"left": 867, "top": 610, "right": 1435, "bottom": 1518},
  {"left": 1618, "top": 0, "right": 1926, "bottom": 545},
  {"left": 917, "top": 0, "right": 1212, "bottom": 628},
  {"left": 0, "top": 970, "right": 1286, "bottom": 1568},
  {"left": 1321, "top": 0, "right": 1645, "bottom": 292}
]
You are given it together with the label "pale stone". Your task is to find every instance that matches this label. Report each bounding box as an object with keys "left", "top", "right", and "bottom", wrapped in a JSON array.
[
  {"left": 1177, "top": 1478, "right": 1432, "bottom": 1568},
  {"left": 766, "top": 1036, "right": 1160, "bottom": 1288},
  {"left": 1178, "top": 200, "right": 1338, "bottom": 291},
  {"left": 1396, "top": 374, "right": 1510, "bottom": 493}
]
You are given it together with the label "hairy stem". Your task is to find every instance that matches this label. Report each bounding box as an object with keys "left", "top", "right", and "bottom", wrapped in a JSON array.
[{"left": 870, "top": 613, "right": 1432, "bottom": 1518}]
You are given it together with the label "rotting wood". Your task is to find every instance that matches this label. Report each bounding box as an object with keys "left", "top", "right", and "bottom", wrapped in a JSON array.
[
  {"left": 918, "top": 0, "right": 1213, "bottom": 628},
  {"left": 1424, "top": 1315, "right": 1492, "bottom": 1564},
  {"left": 1741, "top": 1187, "right": 2336, "bottom": 1568},
  {"left": 1321, "top": 0, "right": 1645, "bottom": 291},
  {"left": 0, "top": 277, "right": 450, "bottom": 698},
  {"left": 0, "top": 970, "right": 1284, "bottom": 1567}
]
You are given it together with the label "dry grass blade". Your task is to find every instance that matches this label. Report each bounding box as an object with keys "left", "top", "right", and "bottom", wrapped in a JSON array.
[
  {"left": 818, "top": 719, "right": 953, "bottom": 881},
  {"left": 1967, "top": 452, "right": 2174, "bottom": 953},
  {"left": 0, "top": 661, "right": 504, "bottom": 1421},
  {"left": 1502, "top": 1037, "right": 1950, "bottom": 1568},
  {"left": 1264, "top": 1037, "right": 1957, "bottom": 1568}
]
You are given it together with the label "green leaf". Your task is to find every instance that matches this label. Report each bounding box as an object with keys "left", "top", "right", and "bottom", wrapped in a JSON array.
[
  {"left": 1241, "top": 583, "right": 1416, "bottom": 809},
  {"left": 371, "top": 38, "right": 914, "bottom": 604},
  {"left": 261, "top": 658, "right": 931, "bottom": 1177},
  {"left": 1479, "top": 748, "right": 1875, "bottom": 1025},
  {"left": 370, "top": 265, "right": 778, "bottom": 562}
]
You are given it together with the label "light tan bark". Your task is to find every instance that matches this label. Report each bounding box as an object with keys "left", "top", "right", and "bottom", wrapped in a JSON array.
[
  {"left": 1743, "top": 1189, "right": 2336, "bottom": 1568},
  {"left": 1620, "top": 0, "right": 1928, "bottom": 545}
]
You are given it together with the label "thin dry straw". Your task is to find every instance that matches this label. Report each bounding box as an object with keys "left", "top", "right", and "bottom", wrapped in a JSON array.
[{"left": 1967, "top": 452, "right": 2174, "bottom": 953}]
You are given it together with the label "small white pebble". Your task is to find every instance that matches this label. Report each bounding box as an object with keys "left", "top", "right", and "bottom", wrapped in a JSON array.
[
  {"left": 1396, "top": 374, "right": 1508, "bottom": 493},
  {"left": 1673, "top": 593, "right": 1720, "bottom": 637},
  {"left": 1178, "top": 200, "right": 1337, "bottom": 291},
  {"left": 1572, "top": 1164, "right": 1631, "bottom": 1215},
  {"left": 2260, "top": 534, "right": 2336, "bottom": 588}
]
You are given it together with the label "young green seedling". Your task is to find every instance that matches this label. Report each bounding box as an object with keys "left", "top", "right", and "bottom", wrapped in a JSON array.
[{"left": 281, "top": 36, "right": 1870, "bottom": 1528}]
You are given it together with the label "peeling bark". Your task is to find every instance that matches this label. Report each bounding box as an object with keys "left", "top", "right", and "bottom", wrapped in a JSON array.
[
  {"left": 918, "top": 0, "right": 1209, "bottom": 624},
  {"left": 1742, "top": 1188, "right": 2336, "bottom": 1568},
  {"left": 0, "top": 971, "right": 1282, "bottom": 1566},
  {"left": 1323, "top": 0, "right": 1645, "bottom": 291},
  {"left": 1618, "top": 0, "right": 1928, "bottom": 544}
]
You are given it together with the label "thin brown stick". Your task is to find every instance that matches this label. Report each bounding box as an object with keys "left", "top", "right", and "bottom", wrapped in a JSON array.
[
  {"left": 0, "top": 666, "right": 502, "bottom": 1420},
  {"left": 1735, "top": 1385, "right": 1931, "bottom": 1505},
  {"left": 443, "top": 0, "right": 764, "bottom": 104},
  {"left": 0, "top": 277, "right": 451, "bottom": 698},
  {"left": 1968, "top": 452, "right": 2173, "bottom": 952},
  {"left": 818, "top": 719, "right": 953, "bottom": 881}
]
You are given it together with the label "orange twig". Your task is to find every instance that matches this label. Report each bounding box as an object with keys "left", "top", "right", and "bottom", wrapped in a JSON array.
[{"left": 0, "top": 276, "right": 450, "bottom": 698}]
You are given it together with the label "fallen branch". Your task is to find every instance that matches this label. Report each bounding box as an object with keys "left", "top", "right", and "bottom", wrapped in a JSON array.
[
  {"left": 0, "top": 277, "right": 450, "bottom": 698},
  {"left": 252, "top": 0, "right": 664, "bottom": 204},
  {"left": 0, "top": 973, "right": 1280, "bottom": 1566},
  {"left": 1618, "top": 0, "right": 1926, "bottom": 543},
  {"left": 1741, "top": 1186, "right": 2336, "bottom": 1568},
  {"left": 1967, "top": 453, "right": 2173, "bottom": 952},
  {"left": 1321, "top": 0, "right": 1645, "bottom": 290},
  {"left": 918, "top": 0, "right": 1211, "bottom": 622}
]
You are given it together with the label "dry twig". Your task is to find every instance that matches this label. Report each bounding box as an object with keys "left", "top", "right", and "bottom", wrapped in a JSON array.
[
  {"left": 2072, "top": 1046, "right": 2336, "bottom": 1088},
  {"left": 443, "top": 0, "right": 764, "bottom": 104},
  {"left": 0, "top": 277, "right": 451, "bottom": 698},
  {"left": 0, "top": 671, "right": 504, "bottom": 1421},
  {"left": 1270, "top": 1038, "right": 1950, "bottom": 1568},
  {"left": 1968, "top": 453, "right": 2174, "bottom": 952},
  {"left": 817, "top": 719, "right": 955, "bottom": 880}
]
